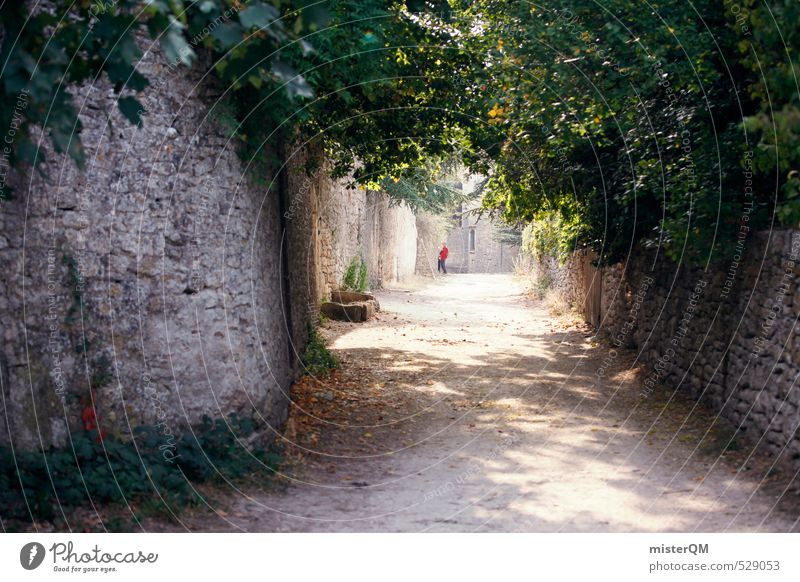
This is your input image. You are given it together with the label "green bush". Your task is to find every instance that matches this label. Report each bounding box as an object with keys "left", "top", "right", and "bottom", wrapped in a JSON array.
[
  {"left": 301, "top": 323, "right": 338, "bottom": 376},
  {"left": 0, "top": 414, "right": 280, "bottom": 523},
  {"left": 357, "top": 260, "right": 368, "bottom": 292},
  {"left": 521, "top": 210, "right": 583, "bottom": 265},
  {"left": 342, "top": 256, "right": 368, "bottom": 292}
]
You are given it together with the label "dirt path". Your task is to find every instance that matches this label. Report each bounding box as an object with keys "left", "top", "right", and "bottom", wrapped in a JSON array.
[{"left": 175, "top": 274, "right": 800, "bottom": 532}]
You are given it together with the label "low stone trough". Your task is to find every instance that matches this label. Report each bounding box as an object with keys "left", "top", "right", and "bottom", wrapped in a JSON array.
[{"left": 320, "top": 290, "right": 381, "bottom": 323}]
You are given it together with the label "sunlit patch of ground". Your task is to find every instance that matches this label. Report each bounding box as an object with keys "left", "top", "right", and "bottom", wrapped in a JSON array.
[{"left": 162, "top": 274, "right": 799, "bottom": 532}]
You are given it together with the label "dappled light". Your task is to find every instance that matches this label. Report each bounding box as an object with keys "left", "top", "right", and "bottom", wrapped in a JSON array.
[{"left": 160, "top": 275, "right": 800, "bottom": 533}]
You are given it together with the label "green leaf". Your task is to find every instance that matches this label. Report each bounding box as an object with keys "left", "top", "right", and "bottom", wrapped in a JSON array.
[
  {"left": 211, "top": 23, "right": 243, "bottom": 49},
  {"left": 301, "top": 5, "right": 331, "bottom": 29},
  {"left": 239, "top": 4, "right": 279, "bottom": 30},
  {"left": 271, "top": 61, "right": 313, "bottom": 99},
  {"left": 118, "top": 96, "right": 145, "bottom": 127},
  {"left": 160, "top": 18, "right": 194, "bottom": 66}
]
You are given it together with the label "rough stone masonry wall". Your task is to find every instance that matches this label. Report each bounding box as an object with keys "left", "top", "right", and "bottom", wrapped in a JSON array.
[
  {"left": 283, "top": 145, "right": 366, "bottom": 340},
  {"left": 363, "top": 192, "right": 417, "bottom": 288},
  {"left": 556, "top": 231, "right": 800, "bottom": 468},
  {"left": 0, "top": 45, "right": 294, "bottom": 450},
  {"left": 527, "top": 249, "right": 603, "bottom": 327},
  {"left": 285, "top": 147, "right": 419, "bottom": 303},
  {"left": 529, "top": 251, "right": 585, "bottom": 306},
  {"left": 415, "top": 211, "right": 450, "bottom": 277},
  {"left": 278, "top": 146, "right": 423, "bottom": 396}
]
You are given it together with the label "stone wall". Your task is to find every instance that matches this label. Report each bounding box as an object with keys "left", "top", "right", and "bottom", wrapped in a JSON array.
[
  {"left": 0, "top": 46, "right": 295, "bottom": 450},
  {"left": 415, "top": 211, "right": 450, "bottom": 277},
  {"left": 1, "top": 34, "right": 428, "bottom": 452},
  {"left": 284, "top": 145, "right": 366, "bottom": 334},
  {"left": 285, "top": 150, "right": 418, "bottom": 299},
  {"left": 526, "top": 249, "right": 603, "bottom": 325},
  {"left": 528, "top": 252, "right": 582, "bottom": 305},
  {"left": 545, "top": 231, "right": 800, "bottom": 468},
  {"left": 363, "top": 193, "right": 418, "bottom": 288}
]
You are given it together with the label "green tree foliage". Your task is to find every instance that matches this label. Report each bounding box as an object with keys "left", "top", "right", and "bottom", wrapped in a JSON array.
[
  {"left": 491, "top": 223, "right": 523, "bottom": 247},
  {"left": 442, "top": 1, "right": 736, "bottom": 263},
  {"left": 2, "top": 0, "right": 797, "bottom": 263},
  {"left": 737, "top": 0, "right": 800, "bottom": 225},
  {"left": 520, "top": 209, "right": 583, "bottom": 264},
  {"left": 445, "top": 0, "right": 798, "bottom": 264},
  {"left": 1, "top": 1, "right": 465, "bottom": 195},
  {"left": 0, "top": 0, "right": 168, "bottom": 177},
  {"left": 380, "top": 158, "right": 467, "bottom": 212}
]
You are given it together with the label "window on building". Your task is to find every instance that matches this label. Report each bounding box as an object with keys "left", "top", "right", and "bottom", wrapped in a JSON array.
[{"left": 469, "top": 227, "right": 476, "bottom": 253}]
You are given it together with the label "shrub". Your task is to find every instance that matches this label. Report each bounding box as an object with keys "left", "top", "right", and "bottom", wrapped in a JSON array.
[
  {"left": 301, "top": 323, "right": 338, "bottom": 376},
  {"left": 0, "top": 414, "right": 280, "bottom": 524},
  {"left": 342, "top": 255, "right": 368, "bottom": 292},
  {"left": 357, "top": 259, "right": 368, "bottom": 292}
]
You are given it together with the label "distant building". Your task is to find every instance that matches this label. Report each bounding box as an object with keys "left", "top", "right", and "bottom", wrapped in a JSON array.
[{"left": 445, "top": 199, "right": 520, "bottom": 274}]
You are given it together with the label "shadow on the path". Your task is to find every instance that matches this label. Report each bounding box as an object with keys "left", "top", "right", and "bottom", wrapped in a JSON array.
[{"left": 270, "top": 321, "right": 799, "bottom": 532}]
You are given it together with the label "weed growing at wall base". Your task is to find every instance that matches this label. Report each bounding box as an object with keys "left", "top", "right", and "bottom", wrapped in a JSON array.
[
  {"left": 342, "top": 256, "right": 369, "bottom": 292},
  {"left": 302, "top": 323, "right": 338, "bottom": 377}
]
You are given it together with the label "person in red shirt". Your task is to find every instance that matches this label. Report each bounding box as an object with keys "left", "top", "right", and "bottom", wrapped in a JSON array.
[{"left": 438, "top": 242, "right": 448, "bottom": 274}]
